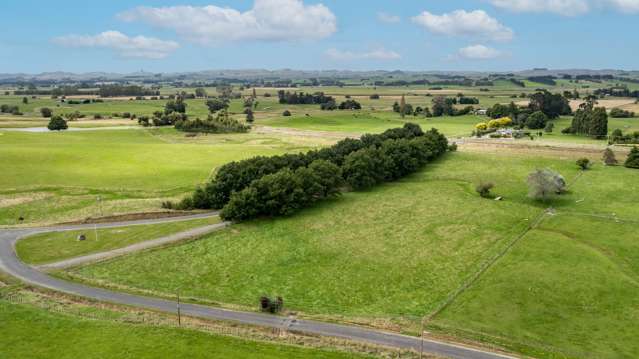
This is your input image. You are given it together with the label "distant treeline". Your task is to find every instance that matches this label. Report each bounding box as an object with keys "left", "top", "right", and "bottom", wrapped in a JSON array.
[
  {"left": 371, "top": 79, "right": 489, "bottom": 87},
  {"left": 277, "top": 91, "right": 334, "bottom": 105},
  {"left": 14, "top": 86, "right": 90, "bottom": 96},
  {"left": 98, "top": 85, "right": 159, "bottom": 97},
  {"left": 13, "top": 84, "right": 159, "bottom": 97},
  {"left": 527, "top": 76, "right": 557, "bottom": 86},
  {"left": 594, "top": 87, "right": 639, "bottom": 98}
]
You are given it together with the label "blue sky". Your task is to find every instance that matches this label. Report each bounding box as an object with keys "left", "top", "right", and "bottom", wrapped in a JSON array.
[{"left": 1, "top": 0, "right": 638, "bottom": 73}]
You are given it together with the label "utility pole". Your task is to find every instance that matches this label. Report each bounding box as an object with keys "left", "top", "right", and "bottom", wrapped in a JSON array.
[
  {"left": 177, "top": 291, "right": 181, "bottom": 326},
  {"left": 420, "top": 316, "right": 425, "bottom": 359},
  {"left": 94, "top": 196, "right": 101, "bottom": 242}
]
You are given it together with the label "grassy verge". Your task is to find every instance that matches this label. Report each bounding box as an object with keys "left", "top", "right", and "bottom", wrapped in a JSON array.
[
  {"left": 0, "top": 299, "right": 369, "bottom": 359},
  {"left": 16, "top": 216, "right": 221, "bottom": 265}
]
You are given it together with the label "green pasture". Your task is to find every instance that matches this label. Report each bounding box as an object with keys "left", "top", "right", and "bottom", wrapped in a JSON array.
[
  {"left": 0, "top": 300, "right": 365, "bottom": 359},
  {"left": 67, "top": 152, "right": 577, "bottom": 321},
  {"left": 0, "top": 128, "right": 319, "bottom": 226},
  {"left": 16, "top": 216, "right": 222, "bottom": 265}
]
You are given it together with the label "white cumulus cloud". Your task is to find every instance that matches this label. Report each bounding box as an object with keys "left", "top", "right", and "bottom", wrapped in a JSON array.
[
  {"left": 412, "top": 10, "right": 513, "bottom": 42},
  {"left": 491, "top": 0, "right": 639, "bottom": 15},
  {"left": 377, "top": 12, "right": 401, "bottom": 24},
  {"left": 605, "top": 0, "right": 639, "bottom": 12},
  {"left": 118, "top": 0, "right": 337, "bottom": 44},
  {"left": 457, "top": 44, "right": 502, "bottom": 59},
  {"left": 52, "top": 31, "right": 179, "bottom": 59},
  {"left": 325, "top": 48, "right": 401, "bottom": 61},
  {"left": 490, "top": 0, "right": 590, "bottom": 15}
]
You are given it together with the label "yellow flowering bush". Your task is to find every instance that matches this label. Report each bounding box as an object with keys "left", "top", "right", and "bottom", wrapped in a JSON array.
[{"left": 475, "top": 122, "right": 488, "bottom": 130}]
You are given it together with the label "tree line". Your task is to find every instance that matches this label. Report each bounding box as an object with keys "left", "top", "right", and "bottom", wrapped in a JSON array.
[
  {"left": 277, "top": 91, "right": 334, "bottom": 105},
  {"left": 98, "top": 85, "right": 159, "bottom": 97},
  {"left": 173, "top": 124, "right": 450, "bottom": 221}
]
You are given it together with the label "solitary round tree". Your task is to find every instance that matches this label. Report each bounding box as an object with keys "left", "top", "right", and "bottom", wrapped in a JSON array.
[
  {"left": 526, "top": 111, "right": 548, "bottom": 129},
  {"left": 47, "top": 115, "right": 68, "bottom": 131},
  {"left": 527, "top": 168, "right": 566, "bottom": 202}
]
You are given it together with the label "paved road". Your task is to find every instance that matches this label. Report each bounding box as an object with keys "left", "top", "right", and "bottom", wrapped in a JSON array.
[
  {"left": 0, "top": 215, "right": 516, "bottom": 359},
  {"left": 37, "top": 221, "right": 231, "bottom": 270}
]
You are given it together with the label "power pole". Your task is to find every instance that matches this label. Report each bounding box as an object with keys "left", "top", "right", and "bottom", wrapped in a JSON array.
[
  {"left": 420, "top": 317, "right": 425, "bottom": 359},
  {"left": 177, "top": 291, "right": 181, "bottom": 326}
]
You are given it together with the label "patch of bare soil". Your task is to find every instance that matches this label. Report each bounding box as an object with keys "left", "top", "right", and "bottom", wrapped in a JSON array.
[
  {"left": 457, "top": 138, "right": 630, "bottom": 159},
  {"left": 569, "top": 98, "right": 637, "bottom": 111}
]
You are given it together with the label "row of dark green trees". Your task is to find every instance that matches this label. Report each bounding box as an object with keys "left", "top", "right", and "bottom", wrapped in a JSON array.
[{"left": 174, "top": 124, "right": 451, "bottom": 221}]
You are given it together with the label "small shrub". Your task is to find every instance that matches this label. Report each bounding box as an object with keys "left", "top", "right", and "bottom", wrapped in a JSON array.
[
  {"left": 576, "top": 158, "right": 591, "bottom": 170},
  {"left": 544, "top": 122, "right": 554, "bottom": 133},
  {"left": 259, "top": 296, "right": 284, "bottom": 313},
  {"left": 40, "top": 107, "right": 53, "bottom": 118},
  {"left": 602, "top": 148, "right": 618, "bottom": 166},
  {"left": 161, "top": 201, "right": 174, "bottom": 209},
  {"left": 475, "top": 181, "right": 495, "bottom": 198}
]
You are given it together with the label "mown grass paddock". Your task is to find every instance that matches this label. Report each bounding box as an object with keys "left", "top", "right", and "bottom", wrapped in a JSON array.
[
  {"left": 3, "top": 79, "right": 639, "bottom": 358},
  {"left": 0, "top": 128, "right": 322, "bottom": 226},
  {"left": 60, "top": 147, "right": 639, "bottom": 358}
]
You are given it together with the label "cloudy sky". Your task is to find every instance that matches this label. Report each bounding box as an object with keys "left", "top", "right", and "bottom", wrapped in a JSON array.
[{"left": 2, "top": 0, "right": 638, "bottom": 73}]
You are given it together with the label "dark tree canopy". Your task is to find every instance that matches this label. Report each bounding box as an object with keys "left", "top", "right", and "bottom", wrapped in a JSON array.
[
  {"left": 528, "top": 91, "right": 571, "bottom": 119},
  {"left": 47, "top": 115, "right": 68, "bottom": 131},
  {"left": 625, "top": 147, "right": 639, "bottom": 169}
]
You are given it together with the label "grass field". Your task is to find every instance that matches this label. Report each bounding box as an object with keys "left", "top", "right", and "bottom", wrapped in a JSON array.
[
  {"left": 0, "top": 300, "right": 366, "bottom": 359},
  {"left": 0, "top": 128, "right": 323, "bottom": 226},
  {"left": 432, "top": 214, "right": 639, "bottom": 359},
  {"left": 16, "top": 216, "right": 222, "bottom": 265},
  {"left": 3, "top": 81, "right": 639, "bottom": 358},
  {"left": 66, "top": 152, "right": 577, "bottom": 320},
  {"left": 62, "top": 150, "right": 639, "bottom": 358},
  {"left": 261, "top": 112, "right": 480, "bottom": 137}
]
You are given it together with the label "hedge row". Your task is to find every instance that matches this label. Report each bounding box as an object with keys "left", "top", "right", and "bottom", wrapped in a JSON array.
[
  {"left": 218, "top": 128, "right": 449, "bottom": 221},
  {"left": 179, "top": 123, "right": 427, "bottom": 210},
  {"left": 220, "top": 160, "right": 343, "bottom": 220},
  {"left": 343, "top": 132, "right": 448, "bottom": 190}
]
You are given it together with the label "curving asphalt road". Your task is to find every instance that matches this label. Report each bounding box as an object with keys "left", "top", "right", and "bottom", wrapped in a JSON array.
[{"left": 0, "top": 214, "right": 516, "bottom": 359}]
